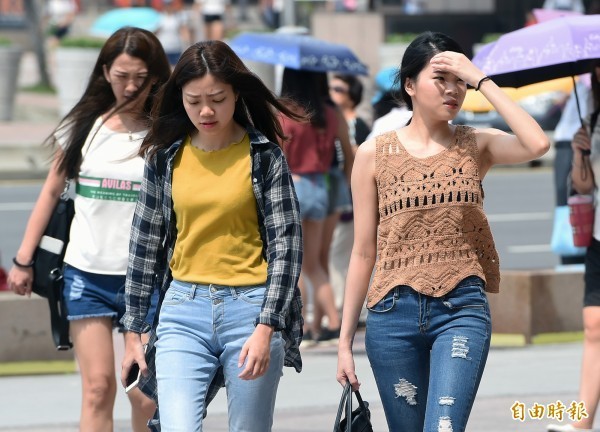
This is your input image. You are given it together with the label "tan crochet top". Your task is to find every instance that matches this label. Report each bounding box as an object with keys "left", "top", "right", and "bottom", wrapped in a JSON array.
[{"left": 367, "top": 126, "right": 500, "bottom": 307}]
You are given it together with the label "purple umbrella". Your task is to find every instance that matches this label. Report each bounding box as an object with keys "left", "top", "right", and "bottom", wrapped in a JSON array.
[
  {"left": 472, "top": 15, "right": 600, "bottom": 88},
  {"left": 472, "top": 15, "right": 600, "bottom": 125}
]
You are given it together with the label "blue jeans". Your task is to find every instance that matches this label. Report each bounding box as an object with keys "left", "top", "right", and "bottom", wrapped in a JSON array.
[
  {"left": 155, "top": 280, "right": 285, "bottom": 432},
  {"left": 365, "top": 276, "right": 491, "bottom": 432}
]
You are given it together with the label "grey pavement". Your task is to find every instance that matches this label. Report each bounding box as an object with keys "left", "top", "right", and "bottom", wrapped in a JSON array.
[{"left": 0, "top": 333, "right": 596, "bottom": 432}]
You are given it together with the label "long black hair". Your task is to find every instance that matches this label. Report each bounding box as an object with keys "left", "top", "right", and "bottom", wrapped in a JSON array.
[
  {"left": 141, "top": 40, "right": 305, "bottom": 156},
  {"left": 397, "top": 31, "right": 465, "bottom": 110},
  {"left": 280, "top": 68, "right": 327, "bottom": 128},
  {"left": 51, "top": 27, "right": 171, "bottom": 178}
]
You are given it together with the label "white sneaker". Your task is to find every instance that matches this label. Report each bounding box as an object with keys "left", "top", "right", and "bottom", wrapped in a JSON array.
[{"left": 547, "top": 424, "right": 595, "bottom": 432}]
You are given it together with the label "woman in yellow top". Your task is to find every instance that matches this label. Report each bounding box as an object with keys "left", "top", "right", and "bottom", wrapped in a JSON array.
[
  {"left": 336, "top": 31, "right": 549, "bottom": 432},
  {"left": 120, "top": 40, "right": 304, "bottom": 431}
]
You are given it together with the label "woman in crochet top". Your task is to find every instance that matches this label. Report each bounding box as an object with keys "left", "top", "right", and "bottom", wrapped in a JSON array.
[{"left": 336, "top": 31, "right": 549, "bottom": 431}]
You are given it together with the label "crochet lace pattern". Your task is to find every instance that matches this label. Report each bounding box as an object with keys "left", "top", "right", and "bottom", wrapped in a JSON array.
[{"left": 368, "top": 126, "right": 500, "bottom": 307}]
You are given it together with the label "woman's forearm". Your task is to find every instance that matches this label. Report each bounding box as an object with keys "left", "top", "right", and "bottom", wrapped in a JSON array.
[{"left": 338, "top": 251, "right": 375, "bottom": 352}]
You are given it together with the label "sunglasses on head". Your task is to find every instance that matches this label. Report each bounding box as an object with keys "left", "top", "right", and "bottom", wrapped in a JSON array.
[{"left": 329, "top": 86, "right": 349, "bottom": 94}]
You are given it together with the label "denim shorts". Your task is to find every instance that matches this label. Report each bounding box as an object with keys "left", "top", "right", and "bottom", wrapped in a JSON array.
[
  {"left": 326, "top": 167, "right": 352, "bottom": 215},
  {"left": 293, "top": 173, "right": 329, "bottom": 220},
  {"left": 63, "top": 264, "right": 158, "bottom": 329}
]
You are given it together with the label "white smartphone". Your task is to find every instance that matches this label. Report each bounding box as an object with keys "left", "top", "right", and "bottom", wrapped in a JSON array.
[
  {"left": 39, "top": 235, "right": 65, "bottom": 255},
  {"left": 125, "top": 362, "right": 142, "bottom": 393},
  {"left": 125, "top": 344, "right": 148, "bottom": 393}
]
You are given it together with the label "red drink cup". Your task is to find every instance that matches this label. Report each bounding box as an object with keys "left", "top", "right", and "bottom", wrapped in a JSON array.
[{"left": 568, "top": 194, "right": 595, "bottom": 247}]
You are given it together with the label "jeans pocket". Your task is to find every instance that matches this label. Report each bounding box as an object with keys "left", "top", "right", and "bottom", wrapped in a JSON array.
[
  {"left": 162, "top": 285, "right": 189, "bottom": 306},
  {"left": 237, "top": 286, "right": 266, "bottom": 305},
  {"left": 367, "top": 289, "right": 397, "bottom": 313},
  {"left": 442, "top": 277, "right": 487, "bottom": 309}
]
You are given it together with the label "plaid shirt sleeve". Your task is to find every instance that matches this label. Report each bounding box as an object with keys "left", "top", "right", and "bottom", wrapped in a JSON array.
[
  {"left": 122, "top": 155, "right": 166, "bottom": 334},
  {"left": 255, "top": 145, "right": 303, "bottom": 330}
]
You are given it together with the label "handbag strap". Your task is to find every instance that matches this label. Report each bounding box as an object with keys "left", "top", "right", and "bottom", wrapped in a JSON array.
[
  {"left": 333, "top": 383, "right": 352, "bottom": 432},
  {"left": 334, "top": 383, "right": 370, "bottom": 432},
  {"left": 354, "top": 389, "right": 369, "bottom": 413},
  {"left": 345, "top": 387, "right": 370, "bottom": 432},
  {"left": 345, "top": 384, "right": 354, "bottom": 432}
]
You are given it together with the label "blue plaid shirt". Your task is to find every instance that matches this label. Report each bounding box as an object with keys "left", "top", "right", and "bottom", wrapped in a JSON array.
[{"left": 121, "top": 127, "right": 304, "bottom": 407}]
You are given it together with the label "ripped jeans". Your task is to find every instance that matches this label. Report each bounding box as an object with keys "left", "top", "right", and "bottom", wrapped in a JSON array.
[{"left": 365, "top": 276, "right": 491, "bottom": 432}]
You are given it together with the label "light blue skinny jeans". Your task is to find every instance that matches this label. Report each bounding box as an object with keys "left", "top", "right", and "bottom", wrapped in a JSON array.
[
  {"left": 155, "top": 280, "right": 285, "bottom": 432},
  {"left": 365, "top": 276, "right": 491, "bottom": 432}
]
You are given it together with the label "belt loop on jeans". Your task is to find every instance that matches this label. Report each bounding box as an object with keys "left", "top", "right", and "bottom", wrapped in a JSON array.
[
  {"left": 190, "top": 283, "right": 197, "bottom": 300},
  {"left": 230, "top": 286, "right": 238, "bottom": 299}
]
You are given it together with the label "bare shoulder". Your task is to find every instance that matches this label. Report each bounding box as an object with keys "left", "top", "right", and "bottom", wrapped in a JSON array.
[
  {"left": 353, "top": 139, "right": 377, "bottom": 179},
  {"left": 354, "top": 139, "right": 377, "bottom": 172},
  {"left": 356, "top": 138, "right": 377, "bottom": 158}
]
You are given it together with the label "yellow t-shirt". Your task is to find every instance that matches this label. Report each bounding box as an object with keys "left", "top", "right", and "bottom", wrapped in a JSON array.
[{"left": 170, "top": 134, "right": 268, "bottom": 285}]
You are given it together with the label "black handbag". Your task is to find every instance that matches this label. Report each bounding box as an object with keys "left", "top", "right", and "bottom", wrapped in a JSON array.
[
  {"left": 333, "top": 383, "right": 373, "bottom": 432},
  {"left": 32, "top": 180, "right": 74, "bottom": 350}
]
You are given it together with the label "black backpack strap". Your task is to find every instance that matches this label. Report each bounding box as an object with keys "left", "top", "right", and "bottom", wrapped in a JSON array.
[{"left": 47, "top": 271, "right": 72, "bottom": 350}]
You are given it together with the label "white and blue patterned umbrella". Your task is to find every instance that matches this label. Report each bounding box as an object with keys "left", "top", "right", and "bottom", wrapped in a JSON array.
[{"left": 229, "top": 32, "right": 368, "bottom": 76}]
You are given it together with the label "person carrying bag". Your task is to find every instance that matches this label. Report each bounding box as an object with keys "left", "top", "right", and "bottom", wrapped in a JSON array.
[
  {"left": 30, "top": 179, "right": 74, "bottom": 350},
  {"left": 333, "top": 383, "right": 373, "bottom": 432},
  {"left": 337, "top": 31, "right": 550, "bottom": 432},
  {"left": 7, "top": 27, "right": 171, "bottom": 432}
]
